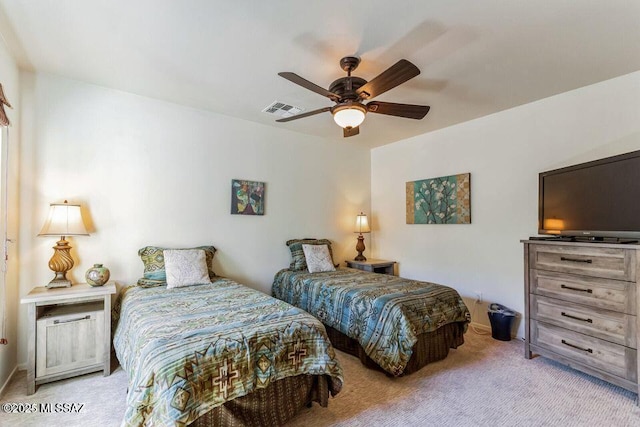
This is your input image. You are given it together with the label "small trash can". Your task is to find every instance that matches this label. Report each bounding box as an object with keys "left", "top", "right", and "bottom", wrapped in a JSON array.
[{"left": 487, "top": 303, "right": 516, "bottom": 341}]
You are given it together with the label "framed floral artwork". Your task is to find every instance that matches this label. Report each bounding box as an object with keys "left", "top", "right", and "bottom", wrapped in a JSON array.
[{"left": 406, "top": 173, "right": 470, "bottom": 224}]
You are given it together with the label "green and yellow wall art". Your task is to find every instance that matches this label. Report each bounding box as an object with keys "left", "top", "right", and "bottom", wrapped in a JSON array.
[
  {"left": 406, "top": 173, "right": 470, "bottom": 224},
  {"left": 231, "top": 179, "right": 265, "bottom": 215}
]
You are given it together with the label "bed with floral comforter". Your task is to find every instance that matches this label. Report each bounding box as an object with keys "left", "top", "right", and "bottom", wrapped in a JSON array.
[
  {"left": 113, "top": 278, "right": 343, "bottom": 426},
  {"left": 272, "top": 268, "right": 470, "bottom": 376}
]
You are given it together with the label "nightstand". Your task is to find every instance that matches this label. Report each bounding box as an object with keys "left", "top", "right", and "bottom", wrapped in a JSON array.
[
  {"left": 345, "top": 259, "right": 396, "bottom": 275},
  {"left": 20, "top": 282, "right": 116, "bottom": 395}
]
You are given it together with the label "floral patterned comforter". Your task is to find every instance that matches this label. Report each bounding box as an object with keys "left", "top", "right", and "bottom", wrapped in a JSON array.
[
  {"left": 272, "top": 268, "right": 470, "bottom": 376},
  {"left": 113, "top": 279, "right": 343, "bottom": 427}
]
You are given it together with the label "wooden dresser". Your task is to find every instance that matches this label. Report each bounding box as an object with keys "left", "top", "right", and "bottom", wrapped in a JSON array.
[{"left": 523, "top": 240, "right": 640, "bottom": 398}]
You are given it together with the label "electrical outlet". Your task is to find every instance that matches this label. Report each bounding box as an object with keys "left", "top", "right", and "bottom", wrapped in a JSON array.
[{"left": 474, "top": 291, "right": 483, "bottom": 304}]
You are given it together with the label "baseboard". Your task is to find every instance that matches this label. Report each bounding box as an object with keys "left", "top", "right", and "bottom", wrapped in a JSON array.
[
  {"left": 0, "top": 365, "right": 18, "bottom": 398},
  {"left": 469, "top": 321, "right": 491, "bottom": 333}
]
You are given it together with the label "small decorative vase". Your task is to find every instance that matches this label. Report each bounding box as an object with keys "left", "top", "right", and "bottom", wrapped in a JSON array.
[{"left": 85, "top": 264, "right": 110, "bottom": 287}]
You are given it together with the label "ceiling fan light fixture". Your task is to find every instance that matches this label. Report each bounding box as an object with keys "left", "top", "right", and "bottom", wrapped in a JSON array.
[
  {"left": 332, "top": 103, "right": 367, "bottom": 129},
  {"left": 277, "top": 58, "right": 427, "bottom": 138}
]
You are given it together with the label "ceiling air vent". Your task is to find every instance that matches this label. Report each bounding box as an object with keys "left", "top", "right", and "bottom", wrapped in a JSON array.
[{"left": 262, "top": 101, "right": 304, "bottom": 118}]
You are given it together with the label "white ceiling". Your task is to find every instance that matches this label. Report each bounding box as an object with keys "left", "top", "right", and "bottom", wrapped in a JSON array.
[{"left": 1, "top": 0, "right": 639, "bottom": 148}]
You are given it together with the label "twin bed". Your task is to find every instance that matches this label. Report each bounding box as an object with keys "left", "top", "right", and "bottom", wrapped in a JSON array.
[
  {"left": 113, "top": 241, "right": 470, "bottom": 426},
  {"left": 272, "top": 238, "right": 470, "bottom": 376},
  {"left": 113, "top": 279, "right": 342, "bottom": 426}
]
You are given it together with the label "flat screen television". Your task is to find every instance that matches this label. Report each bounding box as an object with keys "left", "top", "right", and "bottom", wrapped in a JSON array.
[{"left": 538, "top": 150, "right": 640, "bottom": 240}]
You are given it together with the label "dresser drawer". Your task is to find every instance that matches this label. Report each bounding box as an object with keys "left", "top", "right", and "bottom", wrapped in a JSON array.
[
  {"left": 530, "top": 244, "right": 635, "bottom": 281},
  {"left": 531, "top": 320, "right": 637, "bottom": 382},
  {"left": 530, "top": 295, "right": 636, "bottom": 348},
  {"left": 531, "top": 269, "right": 636, "bottom": 315}
]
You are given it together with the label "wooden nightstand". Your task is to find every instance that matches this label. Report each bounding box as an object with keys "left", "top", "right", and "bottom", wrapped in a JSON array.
[
  {"left": 20, "top": 282, "right": 116, "bottom": 395},
  {"left": 345, "top": 259, "right": 397, "bottom": 275}
]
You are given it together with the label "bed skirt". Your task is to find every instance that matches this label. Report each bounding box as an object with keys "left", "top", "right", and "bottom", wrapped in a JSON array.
[
  {"left": 325, "top": 321, "right": 466, "bottom": 375},
  {"left": 191, "top": 374, "right": 329, "bottom": 427}
]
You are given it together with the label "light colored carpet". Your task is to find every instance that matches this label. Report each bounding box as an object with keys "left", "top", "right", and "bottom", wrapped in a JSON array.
[{"left": 2, "top": 331, "right": 639, "bottom": 426}]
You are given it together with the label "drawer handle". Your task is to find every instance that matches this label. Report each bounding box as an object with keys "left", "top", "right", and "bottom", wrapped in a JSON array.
[
  {"left": 560, "top": 256, "right": 593, "bottom": 264},
  {"left": 53, "top": 315, "right": 90, "bottom": 325},
  {"left": 560, "top": 284, "right": 593, "bottom": 294},
  {"left": 561, "top": 339, "right": 593, "bottom": 353},
  {"left": 561, "top": 312, "right": 593, "bottom": 323}
]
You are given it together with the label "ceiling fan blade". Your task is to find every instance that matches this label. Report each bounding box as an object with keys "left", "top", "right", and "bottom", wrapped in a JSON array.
[
  {"left": 356, "top": 59, "right": 420, "bottom": 100},
  {"left": 343, "top": 126, "right": 360, "bottom": 138},
  {"left": 278, "top": 72, "right": 341, "bottom": 101},
  {"left": 276, "top": 107, "right": 331, "bottom": 123},
  {"left": 367, "top": 101, "right": 430, "bottom": 119}
]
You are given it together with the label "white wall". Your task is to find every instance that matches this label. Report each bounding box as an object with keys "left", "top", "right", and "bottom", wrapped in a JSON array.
[
  {"left": 17, "top": 72, "right": 370, "bottom": 365},
  {"left": 0, "top": 45, "right": 20, "bottom": 392},
  {"left": 371, "top": 71, "right": 640, "bottom": 337}
]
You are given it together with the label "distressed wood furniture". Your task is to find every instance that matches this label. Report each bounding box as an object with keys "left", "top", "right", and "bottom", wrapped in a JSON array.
[
  {"left": 523, "top": 240, "right": 639, "bottom": 399},
  {"left": 21, "top": 282, "right": 116, "bottom": 395},
  {"left": 345, "top": 259, "right": 396, "bottom": 275}
]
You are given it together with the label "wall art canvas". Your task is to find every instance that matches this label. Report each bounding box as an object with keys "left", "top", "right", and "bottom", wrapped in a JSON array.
[
  {"left": 406, "top": 173, "right": 470, "bottom": 224},
  {"left": 231, "top": 179, "right": 265, "bottom": 215}
]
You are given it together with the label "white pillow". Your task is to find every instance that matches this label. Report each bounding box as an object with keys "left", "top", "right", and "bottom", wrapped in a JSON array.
[
  {"left": 302, "top": 244, "right": 336, "bottom": 273},
  {"left": 164, "top": 249, "right": 212, "bottom": 288}
]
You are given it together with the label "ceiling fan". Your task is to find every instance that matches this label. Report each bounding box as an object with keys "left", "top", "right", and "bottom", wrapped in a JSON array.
[{"left": 276, "top": 56, "right": 430, "bottom": 137}]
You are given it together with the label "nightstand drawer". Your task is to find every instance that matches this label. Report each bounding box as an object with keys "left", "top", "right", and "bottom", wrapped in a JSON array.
[
  {"left": 530, "top": 295, "right": 636, "bottom": 348},
  {"left": 530, "top": 244, "right": 634, "bottom": 281},
  {"left": 36, "top": 302, "right": 105, "bottom": 378},
  {"left": 530, "top": 269, "right": 636, "bottom": 314},
  {"left": 531, "top": 320, "right": 637, "bottom": 382}
]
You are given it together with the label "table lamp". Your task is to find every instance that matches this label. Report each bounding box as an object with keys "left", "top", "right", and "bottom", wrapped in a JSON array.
[
  {"left": 38, "top": 200, "right": 89, "bottom": 288},
  {"left": 354, "top": 212, "right": 371, "bottom": 261}
]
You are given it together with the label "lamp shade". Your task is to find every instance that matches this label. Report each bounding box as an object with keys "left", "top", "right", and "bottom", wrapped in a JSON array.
[
  {"left": 355, "top": 212, "right": 371, "bottom": 234},
  {"left": 38, "top": 201, "right": 89, "bottom": 236},
  {"left": 333, "top": 104, "right": 366, "bottom": 129}
]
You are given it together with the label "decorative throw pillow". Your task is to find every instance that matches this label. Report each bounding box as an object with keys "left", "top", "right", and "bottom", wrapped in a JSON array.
[
  {"left": 286, "top": 238, "right": 335, "bottom": 271},
  {"left": 164, "top": 249, "right": 212, "bottom": 288},
  {"left": 138, "top": 245, "right": 217, "bottom": 286},
  {"left": 302, "top": 244, "right": 336, "bottom": 273},
  {"left": 136, "top": 278, "right": 167, "bottom": 288}
]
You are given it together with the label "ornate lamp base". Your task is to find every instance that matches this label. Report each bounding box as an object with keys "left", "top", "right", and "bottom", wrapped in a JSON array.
[
  {"left": 46, "top": 237, "right": 74, "bottom": 288},
  {"left": 354, "top": 234, "right": 367, "bottom": 261}
]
